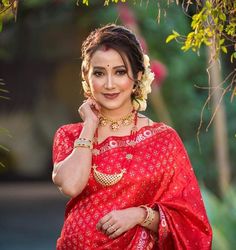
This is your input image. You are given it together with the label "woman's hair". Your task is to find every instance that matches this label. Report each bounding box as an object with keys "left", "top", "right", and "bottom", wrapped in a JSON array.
[{"left": 81, "top": 24, "right": 145, "bottom": 81}]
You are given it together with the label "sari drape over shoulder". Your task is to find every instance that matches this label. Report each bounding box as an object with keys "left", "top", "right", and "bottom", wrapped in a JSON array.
[{"left": 53, "top": 122, "right": 212, "bottom": 250}]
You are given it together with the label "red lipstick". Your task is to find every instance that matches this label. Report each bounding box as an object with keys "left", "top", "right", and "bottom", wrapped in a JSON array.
[{"left": 103, "top": 93, "right": 120, "bottom": 99}]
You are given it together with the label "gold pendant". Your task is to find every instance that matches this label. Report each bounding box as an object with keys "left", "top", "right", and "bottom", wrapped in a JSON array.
[
  {"left": 99, "top": 117, "right": 107, "bottom": 127},
  {"left": 110, "top": 122, "right": 119, "bottom": 131},
  {"left": 92, "top": 165, "right": 126, "bottom": 186},
  {"left": 122, "top": 118, "right": 131, "bottom": 126}
]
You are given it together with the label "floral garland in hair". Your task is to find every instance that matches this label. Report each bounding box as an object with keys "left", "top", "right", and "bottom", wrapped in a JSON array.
[{"left": 133, "top": 54, "right": 155, "bottom": 111}]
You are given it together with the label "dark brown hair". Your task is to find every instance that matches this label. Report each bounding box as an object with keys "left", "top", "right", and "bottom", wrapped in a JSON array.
[{"left": 81, "top": 24, "right": 145, "bottom": 80}]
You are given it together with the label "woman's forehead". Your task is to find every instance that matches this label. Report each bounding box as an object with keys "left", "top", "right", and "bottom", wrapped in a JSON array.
[{"left": 90, "top": 48, "right": 130, "bottom": 68}]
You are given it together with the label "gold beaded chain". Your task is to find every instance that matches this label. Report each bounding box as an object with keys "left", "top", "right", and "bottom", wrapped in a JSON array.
[
  {"left": 92, "top": 111, "right": 138, "bottom": 187},
  {"left": 98, "top": 110, "right": 135, "bottom": 131}
]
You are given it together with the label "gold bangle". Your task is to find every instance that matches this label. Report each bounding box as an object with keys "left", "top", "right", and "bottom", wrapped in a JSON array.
[
  {"left": 78, "top": 138, "right": 92, "bottom": 143},
  {"left": 74, "top": 143, "right": 91, "bottom": 149},
  {"left": 74, "top": 138, "right": 93, "bottom": 149},
  {"left": 139, "top": 205, "right": 155, "bottom": 227}
]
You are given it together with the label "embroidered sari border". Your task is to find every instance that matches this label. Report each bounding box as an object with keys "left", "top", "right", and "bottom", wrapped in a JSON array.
[{"left": 97, "top": 124, "right": 169, "bottom": 155}]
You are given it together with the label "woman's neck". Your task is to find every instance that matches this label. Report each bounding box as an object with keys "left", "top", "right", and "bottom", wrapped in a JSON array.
[{"left": 100, "top": 105, "right": 134, "bottom": 120}]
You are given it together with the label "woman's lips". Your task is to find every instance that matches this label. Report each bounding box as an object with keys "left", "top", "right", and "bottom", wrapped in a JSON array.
[{"left": 103, "top": 93, "right": 120, "bottom": 99}]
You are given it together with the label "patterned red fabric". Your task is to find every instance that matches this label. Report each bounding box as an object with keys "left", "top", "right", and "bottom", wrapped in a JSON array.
[{"left": 52, "top": 122, "right": 212, "bottom": 250}]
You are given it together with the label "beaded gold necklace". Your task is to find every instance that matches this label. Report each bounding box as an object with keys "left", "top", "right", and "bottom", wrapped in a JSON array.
[
  {"left": 92, "top": 111, "right": 138, "bottom": 186},
  {"left": 98, "top": 110, "right": 135, "bottom": 131}
]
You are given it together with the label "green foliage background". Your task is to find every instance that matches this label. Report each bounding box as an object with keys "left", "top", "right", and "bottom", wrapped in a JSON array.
[{"left": 0, "top": 1, "right": 236, "bottom": 249}]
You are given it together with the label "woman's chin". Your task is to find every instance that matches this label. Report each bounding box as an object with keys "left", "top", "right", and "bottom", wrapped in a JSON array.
[{"left": 100, "top": 104, "right": 122, "bottom": 111}]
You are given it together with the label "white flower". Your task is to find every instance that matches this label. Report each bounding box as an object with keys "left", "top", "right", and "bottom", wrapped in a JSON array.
[
  {"left": 143, "top": 54, "right": 150, "bottom": 67},
  {"left": 133, "top": 54, "right": 155, "bottom": 111}
]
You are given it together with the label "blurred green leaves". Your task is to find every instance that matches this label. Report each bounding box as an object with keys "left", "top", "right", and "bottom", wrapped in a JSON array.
[
  {"left": 166, "top": 30, "right": 180, "bottom": 43},
  {"left": 76, "top": 0, "right": 127, "bottom": 6},
  {"left": 0, "top": 0, "right": 18, "bottom": 31},
  {"left": 165, "top": 0, "right": 236, "bottom": 63},
  {"left": 202, "top": 184, "right": 236, "bottom": 250},
  {"left": 0, "top": 79, "right": 10, "bottom": 168}
]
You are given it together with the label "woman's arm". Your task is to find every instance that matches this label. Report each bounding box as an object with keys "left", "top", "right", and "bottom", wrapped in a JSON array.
[
  {"left": 52, "top": 121, "right": 96, "bottom": 198},
  {"left": 52, "top": 98, "right": 100, "bottom": 198}
]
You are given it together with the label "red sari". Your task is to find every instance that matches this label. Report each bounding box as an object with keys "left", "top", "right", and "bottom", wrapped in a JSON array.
[{"left": 52, "top": 122, "right": 212, "bottom": 250}]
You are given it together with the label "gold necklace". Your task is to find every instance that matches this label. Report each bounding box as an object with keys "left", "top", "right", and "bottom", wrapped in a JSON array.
[
  {"left": 92, "top": 111, "right": 137, "bottom": 187},
  {"left": 99, "top": 110, "right": 135, "bottom": 131},
  {"left": 93, "top": 165, "right": 127, "bottom": 186}
]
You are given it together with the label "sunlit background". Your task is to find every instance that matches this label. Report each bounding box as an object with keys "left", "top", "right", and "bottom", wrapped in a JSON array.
[{"left": 0, "top": 1, "right": 235, "bottom": 249}]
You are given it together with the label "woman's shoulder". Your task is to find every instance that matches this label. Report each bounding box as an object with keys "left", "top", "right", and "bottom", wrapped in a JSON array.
[
  {"left": 137, "top": 113, "right": 175, "bottom": 134},
  {"left": 138, "top": 116, "right": 180, "bottom": 141},
  {"left": 148, "top": 122, "right": 176, "bottom": 137},
  {"left": 148, "top": 122, "right": 184, "bottom": 149},
  {"left": 55, "top": 122, "right": 83, "bottom": 138}
]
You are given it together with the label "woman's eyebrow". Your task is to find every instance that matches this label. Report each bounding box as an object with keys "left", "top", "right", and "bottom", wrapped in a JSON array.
[
  {"left": 92, "top": 65, "right": 126, "bottom": 70},
  {"left": 92, "top": 66, "right": 105, "bottom": 70},
  {"left": 113, "top": 65, "right": 126, "bottom": 69}
]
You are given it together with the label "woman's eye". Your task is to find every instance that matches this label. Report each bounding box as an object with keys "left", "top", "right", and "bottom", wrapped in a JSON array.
[
  {"left": 116, "top": 70, "right": 127, "bottom": 75},
  {"left": 93, "top": 71, "right": 104, "bottom": 77}
]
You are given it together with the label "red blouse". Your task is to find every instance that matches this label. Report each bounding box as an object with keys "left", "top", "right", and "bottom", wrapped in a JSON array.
[{"left": 52, "top": 122, "right": 212, "bottom": 250}]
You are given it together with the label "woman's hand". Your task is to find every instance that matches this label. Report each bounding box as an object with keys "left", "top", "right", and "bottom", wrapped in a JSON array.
[
  {"left": 96, "top": 207, "right": 146, "bottom": 239},
  {"left": 78, "top": 98, "right": 101, "bottom": 126}
]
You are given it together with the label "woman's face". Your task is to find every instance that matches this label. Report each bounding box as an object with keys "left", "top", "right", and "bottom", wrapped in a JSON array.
[{"left": 86, "top": 48, "right": 137, "bottom": 113}]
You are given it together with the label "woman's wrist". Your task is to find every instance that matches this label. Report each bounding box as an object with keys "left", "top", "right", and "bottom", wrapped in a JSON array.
[
  {"left": 83, "top": 120, "right": 97, "bottom": 132},
  {"left": 136, "top": 207, "right": 147, "bottom": 224},
  {"left": 138, "top": 206, "right": 155, "bottom": 227},
  {"left": 79, "top": 121, "right": 97, "bottom": 141}
]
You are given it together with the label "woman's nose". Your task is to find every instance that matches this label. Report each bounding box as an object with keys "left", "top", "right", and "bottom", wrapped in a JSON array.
[{"left": 104, "top": 75, "right": 115, "bottom": 89}]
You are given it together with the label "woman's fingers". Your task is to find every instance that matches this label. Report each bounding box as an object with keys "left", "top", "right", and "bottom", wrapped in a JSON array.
[
  {"left": 87, "top": 98, "right": 101, "bottom": 112},
  {"left": 101, "top": 221, "right": 114, "bottom": 234},
  {"left": 78, "top": 98, "right": 101, "bottom": 124},
  {"left": 108, "top": 227, "right": 123, "bottom": 239},
  {"left": 96, "top": 214, "right": 112, "bottom": 231},
  {"left": 97, "top": 208, "right": 142, "bottom": 239},
  {"left": 98, "top": 220, "right": 121, "bottom": 238},
  {"left": 96, "top": 211, "right": 125, "bottom": 238}
]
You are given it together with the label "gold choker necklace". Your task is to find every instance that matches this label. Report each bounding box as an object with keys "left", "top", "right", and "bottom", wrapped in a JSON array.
[{"left": 99, "top": 110, "right": 134, "bottom": 131}]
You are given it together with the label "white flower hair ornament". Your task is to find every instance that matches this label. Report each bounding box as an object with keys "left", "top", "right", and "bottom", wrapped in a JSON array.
[{"left": 133, "top": 54, "right": 155, "bottom": 111}]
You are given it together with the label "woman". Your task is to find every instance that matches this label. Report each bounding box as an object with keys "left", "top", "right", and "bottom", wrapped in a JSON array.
[{"left": 52, "top": 24, "right": 212, "bottom": 250}]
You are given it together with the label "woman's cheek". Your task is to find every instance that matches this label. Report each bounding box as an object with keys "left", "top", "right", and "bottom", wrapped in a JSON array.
[
  {"left": 90, "top": 79, "right": 104, "bottom": 94},
  {"left": 118, "top": 77, "right": 134, "bottom": 90}
]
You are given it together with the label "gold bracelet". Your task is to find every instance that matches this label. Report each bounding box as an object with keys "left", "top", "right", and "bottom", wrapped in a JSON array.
[
  {"left": 78, "top": 138, "right": 92, "bottom": 143},
  {"left": 74, "top": 143, "right": 91, "bottom": 149},
  {"left": 139, "top": 205, "right": 155, "bottom": 227},
  {"left": 74, "top": 138, "right": 93, "bottom": 149}
]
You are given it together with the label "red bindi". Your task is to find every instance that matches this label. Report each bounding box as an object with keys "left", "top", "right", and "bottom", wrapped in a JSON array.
[{"left": 101, "top": 44, "right": 110, "bottom": 51}]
